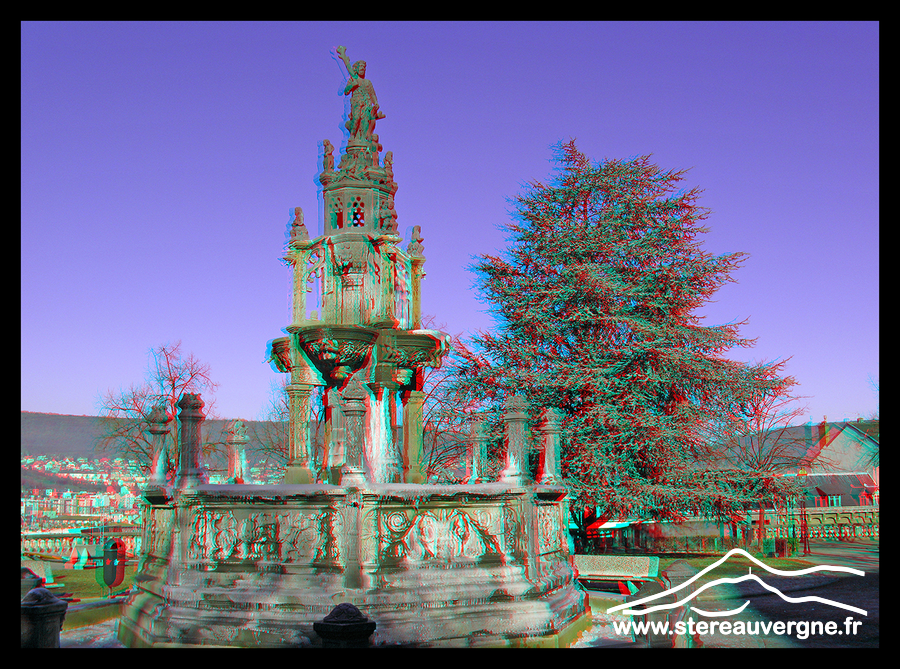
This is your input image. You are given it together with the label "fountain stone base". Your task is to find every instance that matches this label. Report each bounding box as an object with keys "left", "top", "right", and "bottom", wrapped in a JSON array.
[{"left": 118, "top": 483, "right": 590, "bottom": 648}]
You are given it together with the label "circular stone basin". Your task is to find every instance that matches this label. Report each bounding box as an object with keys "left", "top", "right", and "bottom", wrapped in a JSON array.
[
  {"left": 293, "top": 325, "right": 379, "bottom": 381},
  {"left": 387, "top": 331, "right": 449, "bottom": 369}
]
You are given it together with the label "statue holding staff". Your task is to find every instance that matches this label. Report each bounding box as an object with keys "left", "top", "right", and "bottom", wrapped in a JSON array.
[{"left": 335, "top": 45, "right": 385, "bottom": 143}]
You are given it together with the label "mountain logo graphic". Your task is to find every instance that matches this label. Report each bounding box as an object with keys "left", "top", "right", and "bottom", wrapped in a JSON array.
[{"left": 606, "top": 548, "right": 867, "bottom": 618}]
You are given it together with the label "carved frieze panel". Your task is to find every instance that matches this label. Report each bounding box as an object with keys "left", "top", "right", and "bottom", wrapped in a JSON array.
[
  {"left": 147, "top": 508, "right": 174, "bottom": 557},
  {"left": 186, "top": 507, "right": 332, "bottom": 564},
  {"left": 332, "top": 238, "right": 366, "bottom": 275},
  {"left": 378, "top": 507, "right": 504, "bottom": 563},
  {"left": 303, "top": 246, "right": 326, "bottom": 291},
  {"left": 537, "top": 504, "right": 563, "bottom": 555}
]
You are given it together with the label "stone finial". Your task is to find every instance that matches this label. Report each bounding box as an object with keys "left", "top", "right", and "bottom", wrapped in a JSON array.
[
  {"left": 407, "top": 225, "right": 424, "bottom": 257},
  {"left": 147, "top": 402, "right": 169, "bottom": 427},
  {"left": 229, "top": 419, "right": 249, "bottom": 442},
  {"left": 178, "top": 393, "right": 204, "bottom": 415}
]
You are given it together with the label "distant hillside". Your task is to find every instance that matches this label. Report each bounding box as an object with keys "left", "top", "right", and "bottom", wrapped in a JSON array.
[
  {"left": 20, "top": 411, "right": 290, "bottom": 459},
  {"left": 20, "top": 466, "right": 109, "bottom": 494},
  {"left": 21, "top": 413, "right": 107, "bottom": 458}
]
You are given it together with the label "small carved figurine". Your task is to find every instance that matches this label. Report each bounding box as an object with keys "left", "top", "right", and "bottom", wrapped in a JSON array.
[
  {"left": 290, "top": 206, "right": 309, "bottom": 244},
  {"left": 323, "top": 139, "right": 335, "bottom": 172},
  {"left": 407, "top": 225, "right": 424, "bottom": 257}
]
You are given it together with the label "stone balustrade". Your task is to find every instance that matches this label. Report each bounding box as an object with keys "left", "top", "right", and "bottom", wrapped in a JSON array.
[{"left": 161, "top": 392, "right": 564, "bottom": 489}]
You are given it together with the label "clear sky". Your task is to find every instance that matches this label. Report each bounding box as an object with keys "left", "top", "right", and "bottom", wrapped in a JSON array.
[{"left": 21, "top": 21, "right": 878, "bottom": 424}]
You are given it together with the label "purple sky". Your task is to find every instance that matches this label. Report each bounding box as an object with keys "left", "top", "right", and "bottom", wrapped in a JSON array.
[{"left": 21, "top": 21, "right": 878, "bottom": 425}]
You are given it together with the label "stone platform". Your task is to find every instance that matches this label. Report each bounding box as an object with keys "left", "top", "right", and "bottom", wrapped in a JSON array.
[{"left": 118, "top": 483, "right": 590, "bottom": 647}]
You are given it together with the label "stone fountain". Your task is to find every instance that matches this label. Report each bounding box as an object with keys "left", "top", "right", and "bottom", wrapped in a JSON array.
[{"left": 117, "top": 47, "right": 589, "bottom": 648}]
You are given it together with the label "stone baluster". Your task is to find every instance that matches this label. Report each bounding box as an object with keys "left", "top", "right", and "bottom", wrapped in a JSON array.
[
  {"left": 340, "top": 379, "right": 368, "bottom": 487},
  {"left": 499, "top": 395, "right": 530, "bottom": 486},
  {"left": 537, "top": 407, "right": 563, "bottom": 485},
  {"left": 175, "top": 393, "right": 208, "bottom": 490},
  {"left": 401, "top": 390, "right": 426, "bottom": 483},
  {"left": 146, "top": 403, "right": 171, "bottom": 487},
  {"left": 466, "top": 417, "right": 489, "bottom": 484}
]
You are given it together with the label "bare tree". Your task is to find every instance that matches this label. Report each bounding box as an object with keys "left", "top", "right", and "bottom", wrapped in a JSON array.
[
  {"left": 419, "top": 316, "right": 493, "bottom": 482},
  {"left": 862, "top": 374, "right": 879, "bottom": 468},
  {"left": 248, "top": 376, "right": 325, "bottom": 475},
  {"left": 698, "top": 365, "right": 815, "bottom": 549},
  {"left": 96, "top": 341, "right": 223, "bottom": 477}
]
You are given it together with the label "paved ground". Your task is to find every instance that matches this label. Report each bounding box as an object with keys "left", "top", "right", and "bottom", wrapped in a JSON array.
[{"left": 58, "top": 539, "right": 878, "bottom": 648}]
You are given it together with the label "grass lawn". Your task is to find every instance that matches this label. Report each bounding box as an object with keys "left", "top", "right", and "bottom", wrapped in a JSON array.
[
  {"left": 665, "top": 554, "right": 818, "bottom": 579},
  {"left": 38, "top": 560, "right": 139, "bottom": 601}
]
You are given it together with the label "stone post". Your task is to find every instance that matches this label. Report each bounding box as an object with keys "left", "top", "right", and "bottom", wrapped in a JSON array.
[
  {"left": 537, "top": 407, "right": 563, "bottom": 485},
  {"left": 340, "top": 380, "right": 368, "bottom": 487},
  {"left": 226, "top": 420, "right": 250, "bottom": 484},
  {"left": 499, "top": 395, "right": 530, "bottom": 486},
  {"left": 466, "top": 417, "right": 489, "bottom": 483},
  {"left": 284, "top": 383, "right": 315, "bottom": 484},
  {"left": 175, "top": 393, "right": 207, "bottom": 490},
  {"left": 146, "top": 403, "right": 171, "bottom": 487},
  {"left": 401, "top": 390, "right": 426, "bottom": 484},
  {"left": 21, "top": 587, "right": 68, "bottom": 648}
]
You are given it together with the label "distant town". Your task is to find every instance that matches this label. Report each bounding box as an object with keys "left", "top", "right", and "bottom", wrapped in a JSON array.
[{"left": 20, "top": 452, "right": 286, "bottom": 531}]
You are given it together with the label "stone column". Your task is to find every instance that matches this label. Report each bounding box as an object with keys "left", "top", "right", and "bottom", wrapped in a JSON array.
[
  {"left": 146, "top": 403, "right": 171, "bottom": 487},
  {"left": 322, "top": 388, "right": 345, "bottom": 484},
  {"left": 401, "top": 390, "right": 426, "bottom": 484},
  {"left": 340, "top": 380, "right": 368, "bottom": 487},
  {"left": 367, "top": 383, "right": 399, "bottom": 483},
  {"left": 175, "top": 393, "right": 208, "bottom": 490},
  {"left": 466, "top": 417, "right": 489, "bottom": 483},
  {"left": 287, "top": 206, "right": 313, "bottom": 326},
  {"left": 284, "top": 383, "right": 315, "bottom": 484},
  {"left": 499, "top": 395, "right": 530, "bottom": 486},
  {"left": 537, "top": 407, "right": 563, "bottom": 485},
  {"left": 290, "top": 249, "right": 307, "bottom": 326}
]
